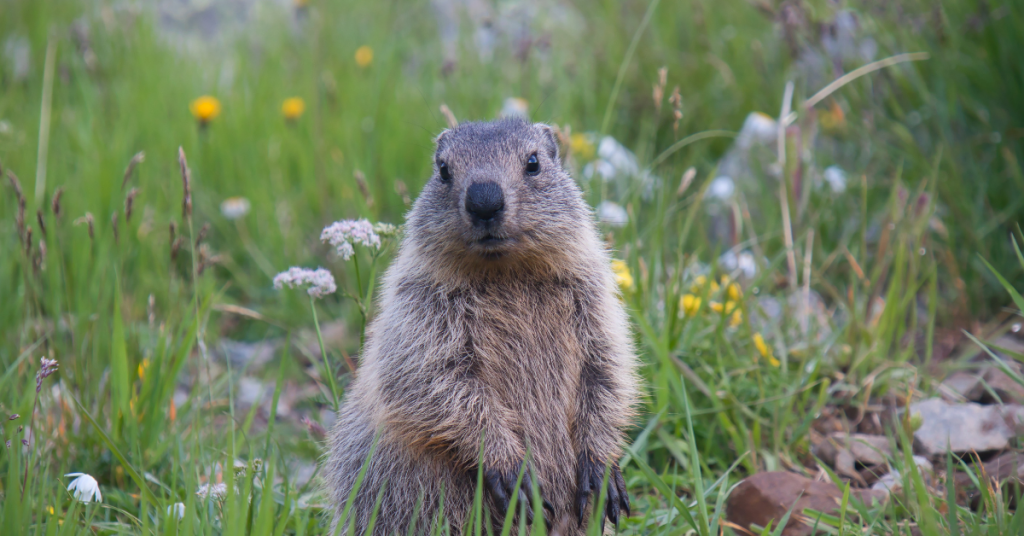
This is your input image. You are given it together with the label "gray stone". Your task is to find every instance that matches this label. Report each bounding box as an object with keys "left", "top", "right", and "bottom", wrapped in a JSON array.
[{"left": 909, "top": 398, "right": 1023, "bottom": 456}]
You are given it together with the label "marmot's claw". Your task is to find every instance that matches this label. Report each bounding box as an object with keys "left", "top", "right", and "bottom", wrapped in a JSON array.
[
  {"left": 575, "top": 452, "right": 630, "bottom": 528},
  {"left": 484, "top": 460, "right": 551, "bottom": 527}
]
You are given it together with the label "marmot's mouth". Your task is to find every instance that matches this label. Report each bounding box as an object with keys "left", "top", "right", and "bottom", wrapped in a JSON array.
[{"left": 478, "top": 234, "right": 505, "bottom": 246}]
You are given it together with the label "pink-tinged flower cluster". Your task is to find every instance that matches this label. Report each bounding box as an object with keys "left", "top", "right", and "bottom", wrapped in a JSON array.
[
  {"left": 36, "top": 357, "right": 58, "bottom": 393},
  {"left": 273, "top": 267, "right": 337, "bottom": 299},
  {"left": 320, "top": 219, "right": 380, "bottom": 260}
]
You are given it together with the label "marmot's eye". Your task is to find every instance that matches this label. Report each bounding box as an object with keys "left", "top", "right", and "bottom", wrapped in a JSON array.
[
  {"left": 525, "top": 153, "right": 540, "bottom": 176},
  {"left": 438, "top": 161, "right": 452, "bottom": 182}
]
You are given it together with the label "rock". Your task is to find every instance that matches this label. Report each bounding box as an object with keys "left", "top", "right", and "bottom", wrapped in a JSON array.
[
  {"left": 811, "top": 433, "right": 893, "bottom": 480},
  {"left": 952, "top": 451, "right": 1024, "bottom": 509},
  {"left": 981, "top": 367, "right": 1024, "bottom": 403},
  {"left": 726, "top": 472, "right": 888, "bottom": 536},
  {"left": 871, "top": 456, "right": 934, "bottom": 493},
  {"left": 909, "top": 398, "right": 1024, "bottom": 456},
  {"left": 940, "top": 371, "right": 983, "bottom": 402}
]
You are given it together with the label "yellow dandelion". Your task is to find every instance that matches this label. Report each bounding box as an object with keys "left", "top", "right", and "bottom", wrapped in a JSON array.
[
  {"left": 281, "top": 97, "right": 306, "bottom": 120},
  {"left": 753, "top": 333, "right": 780, "bottom": 367},
  {"left": 709, "top": 301, "right": 723, "bottom": 313},
  {"left": 729, "top": 309, "right": 743, "bottom": 327},
  {"left": 189, "top": 95, "right": 221, "bottom": 125},
  {"left": 354, "top": 45, "right": 374, "bottom": 68},
  {"left": 680, "top": 294, "right": 701, "bottom": 317},
  {"left": 570, "top": 133, "right": 595, "bottom": 161},
  {"left": 611, "top": 260, "right": 634, "bottom": 292}
]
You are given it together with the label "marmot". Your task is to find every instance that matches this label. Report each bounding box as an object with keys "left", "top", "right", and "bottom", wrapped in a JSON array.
[{"left": 324, "top": 118, "right": 639, "bottom": 535}]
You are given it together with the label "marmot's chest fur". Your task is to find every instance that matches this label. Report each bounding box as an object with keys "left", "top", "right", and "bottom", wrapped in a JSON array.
[{"left": 325, "top": 118, "right": 638, "bottom": 536}]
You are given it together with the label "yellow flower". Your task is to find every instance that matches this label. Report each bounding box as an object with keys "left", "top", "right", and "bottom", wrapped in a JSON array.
[
  {"left": 611, "top": 260, "right": 634, "bottom": 292},
  {"left": 709, "top": 301, "right": 736, "bottom": 315},
  {"left": 570, "top": 133, "right": 595, "bottom": 161},
  {"left": 680, "top": 294, "right": 701, "bottom": 317},
  {"left": 354, "top": 45, "right": 374, "bottom": 68},
  {"left": 137, "top": 358, "right": 149, "bottom": 381},
  {"left": 753, "top": 333, "right": 780, "bottom": 367},
  {"left": 726, "top": 282, "right": 742, "bottom": 301},
  {"left": 729, "top": 309, "right": 743, "bottom": 327},
  {"left": 281, "top": 97, "right": 306, "bottom": 120},
  {"left": 691, "top": 275, "right": 719, "bottom": 295},
  {"left": 189, "top": 95, "right": 221, "bottom": 124}
]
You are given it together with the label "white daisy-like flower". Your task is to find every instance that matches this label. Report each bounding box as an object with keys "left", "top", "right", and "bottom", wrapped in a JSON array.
[
  {"left": 321, "top": 219, "right": 381, "bottom": 260},
  {"left": 196, "top": 482, "right": 228, "bottom": 500},
  {"left": 167, "top": 502, "right": 186, "bottom": 520},
  {"left": 66, "top": 473, "right": 102, "bottom": 503},
  {"left": 220, "top": 197, "right": 251, "bottom": 220},
  {"left": 273, "top": 267, "right": 337, "bottom": 299},
  {"left": 596, "top": 200, "right": 628, "bottom": 227}
]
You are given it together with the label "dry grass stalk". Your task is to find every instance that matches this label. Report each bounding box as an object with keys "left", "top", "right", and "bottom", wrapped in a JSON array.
[
  {"left": 777, "top": 80, "right": 798, "bottom": 290},
  {"left": 801, "top": 230, "right": 814, "bottom": 335},
  {"left": 24, "top": 226, "right": 33, "bottom": 255},
  {"left": 178, "top": 147, "right": 192, "bottom": 218},
  {"left": 676, "top": 166, "right": 697, "bottom": 198},
  {"left": 125, "top": 188, "right": 139, "bottom": 222},
  {"left": 111, "top": 211, "right": 119, "bottom": 244},
  {"left": 35, "top": 239, "right": 46, "bottom": 272},
  {"left": 195, "top": 222, "right": 210, "bottom": 247},
  {"left": 121, "top": 151, "right": 145, "bottom": 190},
  {"left": 439, "top": 103, "right": 458, "bottom": 128}
]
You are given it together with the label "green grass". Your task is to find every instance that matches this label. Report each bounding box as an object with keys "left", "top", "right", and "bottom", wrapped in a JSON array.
[{"left": 1, "top": 0, "right": 1023, "bottom": 534}]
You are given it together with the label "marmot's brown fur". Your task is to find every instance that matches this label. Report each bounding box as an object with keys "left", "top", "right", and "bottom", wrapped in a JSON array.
[{"left": 324, "top": 118, "right": 639, "bottom": 535}]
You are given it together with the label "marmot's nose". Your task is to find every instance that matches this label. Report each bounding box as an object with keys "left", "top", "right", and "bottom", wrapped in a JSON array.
[{"left": 465, "top": 182, "right": 505, "bottom": 222}]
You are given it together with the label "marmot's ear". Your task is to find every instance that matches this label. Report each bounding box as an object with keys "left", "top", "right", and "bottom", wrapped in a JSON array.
[
  {"left": 534, "top": 123, "right": 560, "bottom": 162},
  {"left": 434, "top": 129, "right": 451, "bottom": 152}
]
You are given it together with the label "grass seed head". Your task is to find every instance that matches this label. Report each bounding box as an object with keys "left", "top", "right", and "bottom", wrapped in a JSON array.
[
  {"left": 50, "top": 186, "right": 63, "bottom": 218},
  {"left": 111, "top": 211, "right": 119, "bottom": 244},
  {"left": 178, "top": 147, "right": 192, "bottom": 218},
  {"left": 74, "top": 212, "right": 94, "bottom": 240},
  {"left": 121, "top": 151, "right": 144, "bottom": 190},
  {"left": 124, "top": 187, "right": 138, "bottom": 222}
]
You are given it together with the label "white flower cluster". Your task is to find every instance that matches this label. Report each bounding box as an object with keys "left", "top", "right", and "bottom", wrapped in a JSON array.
[
  {"left": 321, "top": 219, "right": 381, "bottom": 260},
  {"left": 196, "top": 482, "right": 228, "bottom": 500},
  {"left": 66, "top": 473, "right": 102, "bottom": 503},
  {"left": 273, "top": 267, "right": 337, "bottom": 299}
]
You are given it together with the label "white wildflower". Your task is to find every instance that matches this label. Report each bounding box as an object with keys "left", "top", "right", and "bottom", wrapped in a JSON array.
[
  {"left": 65, "top": 473, "right": 102, "bottom": 503},
  {"left": 273, "top": 267, "right": 337, "bottom": 299},
  {"left": 596, "top": 201, "right": 628, "bottom": 227},
  {"left": 823, "top": 165, "right": 847, "bottom": 193},
  {"left": 719, "top": 250, "right": 758, "bottom": 279},
  {"left": 220, "top": 197, "right": 251, "bottom": 220},
  {"left": 707, "top": 176, "right": 735, "bottom": 200},
  {"left": 372, "top": 222, "right": 400, "bottom": 238},
  {"left": 321, "top": 219, "right": 381, "bottom": 260},
  {"left": 500, "top": 97, "right": 529, "bottom": 119},
  {"left": 735, "top": 112, "right": 778, "bottom": 150},
  {"left": 167, "top": 502, "right": 186, "bottom": 520},
  {"left": 196, "top": 482, "right": 228, "bottom": 500}
]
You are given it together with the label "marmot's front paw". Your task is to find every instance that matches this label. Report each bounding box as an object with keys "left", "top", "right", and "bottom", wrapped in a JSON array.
[
  {"left": 575, "top": 451, "right": 630, "bottom": 528},
  {"left": 484, "top": 460, "right": 554, "bottom": 527}
]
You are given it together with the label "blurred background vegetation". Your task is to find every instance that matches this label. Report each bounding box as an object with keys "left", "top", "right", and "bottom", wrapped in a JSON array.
[{"left": 1, "top": 0, "right": 1022, "bottom": 533}]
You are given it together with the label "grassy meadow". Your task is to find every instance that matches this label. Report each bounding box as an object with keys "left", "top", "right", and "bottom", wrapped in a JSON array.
[{"left": 2, "top": 0, "right": 1024, "bottom": 534}]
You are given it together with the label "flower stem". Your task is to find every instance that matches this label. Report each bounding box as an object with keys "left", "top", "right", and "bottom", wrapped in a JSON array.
[{"left": 310, "top": 296, "right": 340, "bottom": 412}]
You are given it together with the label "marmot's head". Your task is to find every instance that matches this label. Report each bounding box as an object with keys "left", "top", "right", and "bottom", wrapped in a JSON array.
[{"left": 405, "top": 118, "right": 594, "bottom": 275}]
